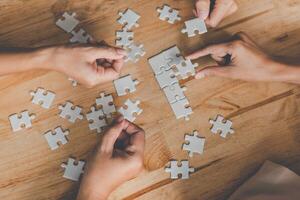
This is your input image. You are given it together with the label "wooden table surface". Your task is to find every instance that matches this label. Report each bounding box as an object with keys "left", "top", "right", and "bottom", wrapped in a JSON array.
[{"left": 1, "top": 0, "right": 300, "bottom": 199}]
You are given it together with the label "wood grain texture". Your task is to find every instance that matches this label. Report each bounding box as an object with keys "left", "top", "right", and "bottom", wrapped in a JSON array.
[{"left": 0, "top": 0, "right": 300, "bottom": 199}]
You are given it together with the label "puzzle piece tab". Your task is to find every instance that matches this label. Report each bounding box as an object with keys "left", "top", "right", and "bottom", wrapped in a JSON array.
[
  {"left": 9, "top": 111, "right": 35, "bottom": 132},
  {"left": 157, "top": 5, "right": 181, "bottom": 24},
  {"left": 118, "top": 9, "right": 140, "bottom": 30},
  {"left": 56, "top": 12, "right": 79, "bottom": 33},
  {"left": 44, "top": 127, "right": 69, "bottom": 150},
  {"left": 114, "top": 75, "right": 139, "bottom": 96},
  {"left": 170, "top": 98, "right": 193, "bottom": 121},
  {"left": 58, "top": 101, "right": 84, "bottom": 123},
  {"left": 95, "top": 93, "right": 116, "bottom": 117},
  {"left": 182, "top": 131, "right": 205, "bottom": 157},
  {"left": 181, "top": 18, "right": 207, "bottom": 37},
  {"left": 118, "top": 99, "right": 143, "bottom": 122},
  {"left": 61, "top": 158, "right": 85, "bottom": 181},
  {"left": 209, "top": 115, "right": 234, "bottom": 138},
  {"left": 86, "top": 107, "right": 107, "bottom": 133},
  {"left": 30, "top": 88, "right": 55, "bottom": 109},
  {"left": 165, "top": 160, "right": 194, "bottom": 179}
]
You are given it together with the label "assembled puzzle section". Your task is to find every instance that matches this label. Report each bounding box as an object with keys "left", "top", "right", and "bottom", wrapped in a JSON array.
[
  {"left": 58, "top": 101, "right": 84, "bottom": 123},
  {"left": 182, "top": 18, "right": 207, "bottom": 37},
  {"left": 9, "top": 111, "right": 35, "bottom": 132},
  {"left": 118, "top": 99, "right": 143, "bottom": 122},
  {"left": 209, "top": 115, "right": 234, "bottom": 138},
  {"left": 165, "top": 160, "right": 194, "bottom": 179},
  {"left": 86, "top": 106, "right": 107, "bottom": 133},
  {"left": 30, "top": 88, "right": 55, "bottom": 109},
  {"left": 95, "top": 93, "right": 116, "bottom": 117},
  {"left": 114, "top": 75, "right": 139, "bottom": 96},
  {"left": 182, "top": 131, "right": 205, "bottom": 157},
  {"left": 157, "top": 4, "right": 181, "bottom": 24},
  {"left": 61, "top": 158, "right": 85, "bottom": 181},
  {"left": 44, "top": 127, "right": 69, "bottom": 150}
]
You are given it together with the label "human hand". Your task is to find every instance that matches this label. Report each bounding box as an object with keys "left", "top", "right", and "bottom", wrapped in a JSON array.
[
  {"left": 45, "top": 45, "right": 126, "bottom": 87},
  {"left": 194, "top": 0, "right": 238, "bottom": 27},
  {"left": 76, "top": 118, "right": 145, "bottom": 200},
  {"left": 187, "top": 32, "right": 287, "bottom": 82}
]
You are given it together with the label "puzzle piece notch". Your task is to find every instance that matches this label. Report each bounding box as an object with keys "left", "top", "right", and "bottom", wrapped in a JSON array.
[
  {"left": 114, "top": 75, "right": 139, "bottom": 96},
  {"left": 118, "top": 99, "right": 143, "bottom": 122},
  {"left": 209, "top": 115, "right": 234, "bottom": 138},
  {"left": 157, "top": 5, "right": 181, "bottom": 24},
  {"left": 9, "top": 111, "right": 36, "bottom": 132},
  {"left": 58, "top": 101, "right": 84, "bottom": 123},
  {"left": 182, "top": 131, "right": 205, "bottom": 157},
  {"left": 170, "top": 98, "right": 193, "bottom": 121},
  {"left": 44, "top": 127, "right": 69, "bottom": 150},
  {"left": 70, "top": 28, "right": 93, "bottom": 44},
  {"left": 95, "top": 93, "right": 116, "bottom": 117},
  {"left": 116, "top": 29, "right": 134, "bottom": 47},
  {"left": 86, "top": 106, "right": 107, "bottom": 133},
  {"left": 118, "top": 9, "right": 140, "bottom": 30},
  {"left": 125, "top": 43, "right": 146, "bottom": 63},
  {"left": 165, "top": 160, "right": 194, "bottom": 179},
  {"left": 56, "top": 12, "right": 80, "bottom": 33},
  {"left": 155, "top": 68, "right": 179, "bottom": 89},
  {"left": 174, "top": 59, "right": 199, "bottom": 79},
  {"left": 163, "top": 83, "right": 187, "bottom": 104},
  {"left": 30, "top": 88, "right": 55, "bottom": 109},
  {"left": 181, "top": 18, "right": 207, "bottom": 37},
  {"left": 61, "top": 158, "right": 85, "bottom": 181}
]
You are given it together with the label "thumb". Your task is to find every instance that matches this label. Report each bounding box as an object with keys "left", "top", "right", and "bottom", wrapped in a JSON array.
[
  {"left": 91, "top": 47, "right": 127, "bottom": 60},
  {"left": 195, "top": 65, "right": 234, "bottom": 79},
  {"left": 195, "top": 0, "right": 211, "bottom": 20}
]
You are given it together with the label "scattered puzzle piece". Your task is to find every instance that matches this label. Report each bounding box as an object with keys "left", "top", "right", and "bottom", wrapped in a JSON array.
[
  {"left": 116, "top": 29, "right": 134, "bottom": 47},
  {"left": 181, "top": 18, "right": 207, "bottom": 37},
  {"left": 70, "top": 28, "right": 93, "bottom": 44},
  {"left": 61, "top": 158, "right": 85, "bottom": 181},
  {"left": 170, "top": 98, "right": 193, "bottom": 121},
  {"left": 118, "top": 99, "right": 143, "bottom": 122},
  {"left": 56, "top": 12, "right": 79, "bottom": 33},
  {"left": 30, "top": 88, "right": 55, "bottom": 109},
  {"left": 114, "top": 75, "right": 139, "bottom": 96},
  {"left": 155, "top": 68, "right": 178, "bottom": 89},
  {"left": 165, "top": 160, "right": 194, "bottom": 179},
  {"left": 125, "top": 43, "right": 145, "bottom": 63},
  {"left": 9, "top": 111, "right": 35, "bottom": 132},
  {"left": 118, "top": 9, "right": 140, "bottom": 30},
  {"left": 163, "top": 83, "right": 187, "bottom": 104},
  {"left": 58, "top": 101, "right": 84, "bottom": 123},
  {"left": 182, "top": 131, "right": 205, "bottom": 157},
  {"left": 209, "top": 115, "right": 234, "bottom": 138},
  {"left": 44, "top": 126, "right": 69, "bottom": 150},
  {"left": 157, "top": 5, "right": 181, "bottom": 24},
  {"left": 95, "top": 93, "right": 116, "bottom": 117},
  {"left": 86, "top": 106, "right": 107, "bottom": 133},
  {"left": 174, "top": 59, "right": 199, "bottom": 79}
]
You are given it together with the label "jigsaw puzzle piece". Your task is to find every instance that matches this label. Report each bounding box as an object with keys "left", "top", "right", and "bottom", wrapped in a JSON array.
[
  {"left": 155, "top": 69, "right": 178, "bottom": 89},
  {"left": 118, "top": 99, "right": 143, "bottom": 122},
  {"left": 70, "top": 28, "right": 93, "bottom": 44},
  {"left": 157, "top": 5, "right": 181, "bottom": 24},
  {"left": 182, "top": 131, "right": 205, "bottom": 157},
  {"left": 44, "top": 126, "right": 69, "bottom": 150},
  {"left": 116, "top": 29, "right": 134, "bottom": 47},
  {"left": 95, "top": 93, "right": 116, "bottom": 117},
  {"left": 209, "top": 115, "right": 234, "bottom": 138},
  {"left": 148, "top": 53, "right": 171, "bottom": 75},
  {"left": 114, "top": 75, "right": 139, "bottom": 96},
  {"left": 58, "top": 101, "right": 84, "bottom": 123},
  {"left": 30, "top": 88, "right": 55, "bottom": 109},
  {"left": 56, "top": 12, "right": 79, "bottom": 33},
  {"left": 181, "top": 18, "right": 207, "bottom": 37},
  {"left": 174, "top": 59, "right": 199, "bottom": 79},
  {"left": 118, "top": 9, "right": 140, "bottom": 30},
  {"left": 163, "top": 46, "right": 185, "bottom": 68},
  {"left": 163, "top": 83, "right": 187, "bottom": 104},
  {"left": 86, "top": 106, "right": 107, "bottom": 133},
  {"left": 125, "top": 43, "right": 145, "bottom": 63},
  {"left": 170, "top": 98, "right": 193, "bottom": 120},
  {"left": 9, "top": 111, "right": 35, "bottom": 132},
  {"left": 61, "top": 158, "right": 85, "bottom": 181},
  {"left": 165, "top": 160, "right": 194, "bottom": 179}
]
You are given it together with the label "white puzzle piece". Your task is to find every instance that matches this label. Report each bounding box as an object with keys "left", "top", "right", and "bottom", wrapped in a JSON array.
[
  {"left": 170, "top": 98, "right": 193, "bottom": 120},
  {"left": 155, "top": 69, "right": 178, "bottom": 89},
  {"left": 181, "top": 18, "right": 207, "bottom": 37},
  {"left": 70, "top": 28, "right": 93, "bottom": 44},
  {"left": 182, "top": 131, "right": 205, "bottom": 157},
  {"left": 148, "top": 53, "right": 171, "bottom": 75},
  {"left": 9, "top": 111, "right": 35, "bottom": 132},
  {"left": 58, "top": 101, "right": 84, "bottom": 123},
  {"left": 114, "top": 75, "right": 139, "bottom": 96},
  {"left": 125, "top": 43, "right": 145, "bottom": 63},
  {"left": 118, "top": 99, "right": 143, "bottom": 122},
  {"left": 86, "top": 106, "right": 107, "bottom": 133},
  {"left": 44, "top": 127, "right": 69, "bottom": 150},
  {"left": 116, "top": 29, "right": 134, "bottom": 47},
  {"left": 175, "top": 59, "right": 199, "bottom": 79},
  {"left": 209, "top": 115, "right": 234, "bottom": 138},
  {"left": 165, "top": 160, "right": 194, "bottom": 179},
  {"left": 56, "top": 12, "right": 79, "bottom": 33},
  {"left": 157, "top": 5, "right": 181, "bottom": 24},
  {"left": 163, "top": 83, "right": 187, "bottom": 104},
  {"left": 95, "top": 93, "right": 116, "bottom": 117},
  {"left": 163, "top": 46, "right": 185, "bottom": 68},
  {"left": 30, "top": 88, "right": 55, "bottom": 109},
  {"left": 61, "top": 158, "right": 85, "bottom": 181},
  {"left": 118, "top": 9, "right": 140, "bottom": 30}
]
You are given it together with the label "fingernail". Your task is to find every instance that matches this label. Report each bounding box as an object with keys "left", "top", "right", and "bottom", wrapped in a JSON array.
[
  {"left": 117, "top": 49, "right": 127, "bottom": 56},
  {"left": 195, "top": 73, "right": 206, "bottom": 79},
  {"left": 198, "top": 11, "right": 209, "bottom": 20}
]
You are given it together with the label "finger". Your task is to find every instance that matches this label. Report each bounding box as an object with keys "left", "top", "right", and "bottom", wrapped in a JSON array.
[
  {"left": 195, "top": 65, "right": 234, "bottom": 79},
  {"left": 186, "top": 43, "right": 231, "bottom": 60},
  {"left": 90, "top": 47, "right": 127, "bottom": 60},
  {"left": 195, "top": 0, "right": 211, "bottom": 19},
  {"left": 112, "top": 58, "right": 125, "bottom": 73},
  {"left": 124, "top": 122, "right": 145, "bottom": 154},
  {"left": 97, "top": 66, "right": 120, "bottom": 82},
  {"left": 206, "top": 0, "right": 233, "bottom": 27},
  {"left": 100, "top": 120, "right": 128, "bottom": 154}
]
